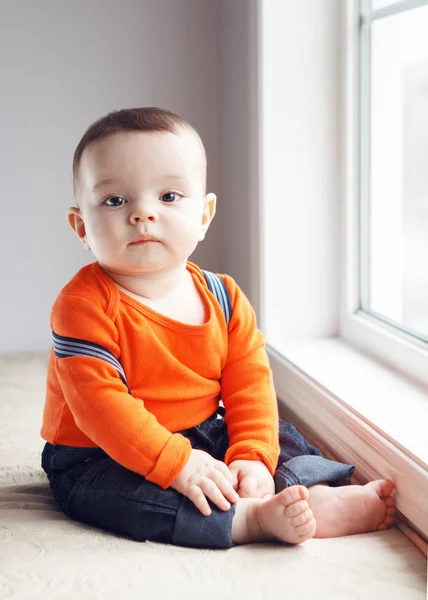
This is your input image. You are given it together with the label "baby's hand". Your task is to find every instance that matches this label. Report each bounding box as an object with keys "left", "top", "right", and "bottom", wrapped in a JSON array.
[
  {"left": 228, "top": 460, "right": 275, "bottom": 499},
  {"left": 170, "top": 449, "right": 240, "bottom": 516}
]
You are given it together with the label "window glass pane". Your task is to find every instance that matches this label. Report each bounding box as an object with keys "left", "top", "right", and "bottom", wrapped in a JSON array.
[
  {"left": 364, "top": 6, "right": 428, "bottom": 339},
  {"left": 371, "top": 0, "right": 402, "bottom": 9}
]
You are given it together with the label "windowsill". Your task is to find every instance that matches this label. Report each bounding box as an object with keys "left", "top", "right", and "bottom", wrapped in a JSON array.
[
  {"left": 267, "top": 337, "right": 428, "bottom": 539},
  {"left": 269, "top": 337, "right": 428, "bottom": 468}
]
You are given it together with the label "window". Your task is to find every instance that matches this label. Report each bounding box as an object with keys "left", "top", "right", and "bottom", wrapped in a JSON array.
[
  {"left": 341, "top": 0, "right": 428, "bottom": 388},
  {"left": 359, "top": 0, "right": 428, "bottom": 342}
]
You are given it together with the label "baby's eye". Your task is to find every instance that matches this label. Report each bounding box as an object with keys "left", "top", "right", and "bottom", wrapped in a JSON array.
[
  {"left": 161, "top": 192, "right": 180, "bottom": 203},
  {"left": 104, "top": 196, "right": 126, "bottom": 207}
]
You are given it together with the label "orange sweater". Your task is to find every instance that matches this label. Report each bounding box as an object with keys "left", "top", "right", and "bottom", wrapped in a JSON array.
[{"left": 41, "top": 261, "right": 279, "bottom": 489}]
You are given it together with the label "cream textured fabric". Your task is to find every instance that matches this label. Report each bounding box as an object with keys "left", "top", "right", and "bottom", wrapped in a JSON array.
[{"left": 0, "top": 352, "right": 426, "bottom": 600}]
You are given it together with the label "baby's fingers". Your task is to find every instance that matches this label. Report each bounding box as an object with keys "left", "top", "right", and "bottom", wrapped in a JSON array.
[
  {"left": 211, "top": 469, "right": 240, "bottom": 504},
  {"left": 199, "top": 478, "right": 232, "bottom": 512},
  {"left": 238, "top": 476, "right": 259, "bottom": 498},
  {"left": 187, "top": 484, "right": 212, "bottom": 517},
  {"left": 214, "top": 460, "right": 234, "bottom": 485}
]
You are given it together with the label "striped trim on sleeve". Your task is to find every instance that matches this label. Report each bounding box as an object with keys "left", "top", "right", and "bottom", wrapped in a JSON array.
[{"left": 52, "top": 331, "right": 131, "bottom": 393}]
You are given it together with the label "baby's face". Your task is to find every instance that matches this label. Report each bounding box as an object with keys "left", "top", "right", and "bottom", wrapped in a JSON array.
[{"left": 72, "top": 129, "right": 215, "bottom": 276}]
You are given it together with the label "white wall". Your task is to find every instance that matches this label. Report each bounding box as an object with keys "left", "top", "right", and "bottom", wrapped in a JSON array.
[
  {"left": 261, "top": 0, "right": 340, "bottom": 344},
  {"left": 0, "top": 0, "right": 220, "bottom": 353}
]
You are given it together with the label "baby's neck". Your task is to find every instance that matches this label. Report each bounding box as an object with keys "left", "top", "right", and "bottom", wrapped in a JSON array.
[{"left": 101, "top": 263, "right": 189, "bottom": 302}]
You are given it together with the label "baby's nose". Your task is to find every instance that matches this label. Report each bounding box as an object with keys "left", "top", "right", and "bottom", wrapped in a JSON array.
[{"left": 130, "top": 200, "right": 159, "bottom": 223}]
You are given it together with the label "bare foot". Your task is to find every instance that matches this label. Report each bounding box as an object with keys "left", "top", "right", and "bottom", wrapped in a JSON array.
[
  {"left": 232, "top": 485, "right": 316, "bottom": 545},
  {"left": 308, "top": 479, "right": 396, "bottom": 538}
]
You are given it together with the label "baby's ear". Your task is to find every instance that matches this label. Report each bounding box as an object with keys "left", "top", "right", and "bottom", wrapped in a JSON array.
[
  {"left": 67, "top": 206, "right": 91, "bottom": 250},
  {"left": 199, "top": 193, "right": 216, "bottom": 241}
]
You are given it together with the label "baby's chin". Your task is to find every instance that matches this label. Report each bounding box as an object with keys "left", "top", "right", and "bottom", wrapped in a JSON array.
[{"left": 98, "top": 257, "right": 187, "bottom": 278}]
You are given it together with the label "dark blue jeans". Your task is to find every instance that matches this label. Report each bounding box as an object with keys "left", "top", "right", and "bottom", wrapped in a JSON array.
[{"left": 41, "top": 410, "right": 354, "bottom": 549}]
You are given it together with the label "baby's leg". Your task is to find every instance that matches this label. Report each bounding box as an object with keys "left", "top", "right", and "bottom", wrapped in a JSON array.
[
  {"left": 272, "top": 421, "right": 395, "bottom": 538},
  {"left": 43, "top": 443, "right": 235, "bottom": 549},
  {"left": 274, "top": 421, "right": 355, "bottom": 490},
  {"left": 43, "top": 442, "right": 318, "bottom": 548},
  {"left": 307, "top": 479, "right": 396, "bottom": 538}
]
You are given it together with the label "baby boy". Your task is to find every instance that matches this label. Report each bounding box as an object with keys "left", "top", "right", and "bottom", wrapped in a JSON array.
[{"left": 41, "top": 107, "right": 395, "bottom": 548}]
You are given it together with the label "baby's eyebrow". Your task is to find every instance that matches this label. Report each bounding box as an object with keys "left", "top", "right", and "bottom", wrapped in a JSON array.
[
  {"left": 162, "top": 175, "right": 189, "bottom": 182},
  {"left": 93, "top": 175, "right": 188, "bottom": 191},
  {"left": 93, "top": 178, "right": 121, "bottom": 191}
]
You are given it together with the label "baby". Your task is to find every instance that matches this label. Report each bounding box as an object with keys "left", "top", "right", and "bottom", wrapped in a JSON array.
[{"left": 41, "top": 107, "right": 395, "bottom": 548}]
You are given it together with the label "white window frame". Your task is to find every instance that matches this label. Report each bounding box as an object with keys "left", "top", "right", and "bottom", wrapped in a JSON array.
[{"left": 340, "top": 0, "right": 428, "bottom": 390}]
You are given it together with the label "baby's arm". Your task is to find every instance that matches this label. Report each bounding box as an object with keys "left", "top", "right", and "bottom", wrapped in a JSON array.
[
  {"left": 219, "top": 275, "right": 280, "bottom": 481},
  {"left": 51, "top": 293, "right": 191, "bottom": 490}
]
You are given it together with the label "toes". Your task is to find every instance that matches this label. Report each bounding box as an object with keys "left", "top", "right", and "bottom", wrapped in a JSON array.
[
  {"left": 285, "top": 499, "right": 309, "bottom": 518},
  {"left": 378, "top": 514, "right": 396, "bottom": 530},
  {"left": 379, "top": 479, "right": 394, "bottom": 497},
  {"left": 386, "top": 507, "right": 395, "bottom": 517},
  {"left": 290, "top": 485, "right": 309, "bottom": 502},
  {"left": 291, "top": 508, "right": 314, "bottom": 527},
  {"left": 296, "top": 517, "right": 317, "bottom": 539},
  {"left": 385, "top": 496, "right": 395, "bottom": 508},
  {"left": 280, "top": 485, "right": 309, "bottom": 506},
  {"left": 366, "top": 479, "right": 394, "bottom": 498}
]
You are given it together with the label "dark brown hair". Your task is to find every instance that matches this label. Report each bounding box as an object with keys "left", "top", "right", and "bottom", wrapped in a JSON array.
[{"left": 72, "top": 107, "right": 204, "bottom": 193}]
